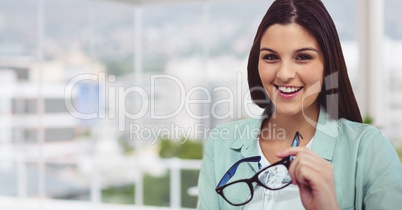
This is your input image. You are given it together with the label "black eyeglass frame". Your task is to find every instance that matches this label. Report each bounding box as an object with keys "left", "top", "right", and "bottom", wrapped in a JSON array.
[{"left": 215, "top": 131, "right": 303, "bottom": 206}]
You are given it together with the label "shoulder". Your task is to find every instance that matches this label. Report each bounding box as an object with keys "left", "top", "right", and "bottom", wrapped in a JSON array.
[
  {"left": 316, "top": 107, "right": 383, "bottom": 145},
  {"left": 203, "top": 117, "right": 261, "bottom": 161},
  {"left": 207, "top": 117, "right": 262, "bottom": 142},
  {"left": 214, "top": 117, "right": 261, "bottom": 131},
  {"left": 328, "top": 117, "right": 396, "bottom": 168},
  {"left": 335, "top": 118, "right": 391, "bottom": 156},
  {"left": 338, "top": 118, "right": 382, "bottom": 139},
  {"left": 335, "top": 118, "right": 399, "bottom": 166}
]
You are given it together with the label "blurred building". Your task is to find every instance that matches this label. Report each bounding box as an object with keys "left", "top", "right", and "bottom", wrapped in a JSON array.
[{"left": 0, "top": 51, "right": 121, "bottom": 199}]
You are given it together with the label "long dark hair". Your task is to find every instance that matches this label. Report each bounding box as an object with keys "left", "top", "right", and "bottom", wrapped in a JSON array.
[{"left": 247, "top": 0, "right": 362, "bottom": 123}]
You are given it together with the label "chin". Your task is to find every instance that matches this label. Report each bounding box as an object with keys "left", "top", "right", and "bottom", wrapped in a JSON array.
[
  {"left": 274, "top": 106, "right": 302, "bottom": 117},
  {"left": 274, "top": 100, "right": 319, "bottom": 116}
]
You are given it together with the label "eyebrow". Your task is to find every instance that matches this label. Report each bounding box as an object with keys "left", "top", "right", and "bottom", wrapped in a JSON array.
[
  {"left": 295, "top": 47, "right": 319, "bottom": 53},
  {"left": 260, "top": 47, "right": 319, "bottom": 53}
]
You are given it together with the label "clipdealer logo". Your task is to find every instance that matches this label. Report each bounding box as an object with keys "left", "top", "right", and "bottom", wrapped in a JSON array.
[
  {"left": 64, "top": 72, "right": 340, "bottom": 139},
  {"left": 64, "top": 72, "right": 262, "bottom": 132}
]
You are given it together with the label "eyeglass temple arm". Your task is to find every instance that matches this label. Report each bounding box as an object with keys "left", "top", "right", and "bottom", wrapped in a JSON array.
[{"left": 217, "top": 156, "right": 261, "bottom": 188}]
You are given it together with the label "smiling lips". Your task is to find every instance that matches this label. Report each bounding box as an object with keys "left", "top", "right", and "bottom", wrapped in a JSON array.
[{"left": 274, "top": 85, "right": 303, "bottom": 98}]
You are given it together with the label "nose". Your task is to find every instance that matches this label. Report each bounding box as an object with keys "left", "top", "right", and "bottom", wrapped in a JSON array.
[{"left": 276, "top": 62, "right": 296, "bottom": 83}]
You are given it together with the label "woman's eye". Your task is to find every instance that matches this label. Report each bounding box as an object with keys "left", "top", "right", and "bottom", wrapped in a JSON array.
[
  {"left": 263, "top": 54, "right": 278, "bottom": 61},
  {"left": 295, "top": 54, "right": 312, "bottom": 61}
]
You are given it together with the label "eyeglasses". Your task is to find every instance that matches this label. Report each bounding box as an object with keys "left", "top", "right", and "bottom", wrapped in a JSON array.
[{"left": 215, "top": 131, "right": 303, "bottom": 206}]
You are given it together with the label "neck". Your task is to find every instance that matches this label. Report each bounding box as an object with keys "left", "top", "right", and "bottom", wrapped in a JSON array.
[{"left": 262, "top": 105, "right": 320, "bottom": 142}]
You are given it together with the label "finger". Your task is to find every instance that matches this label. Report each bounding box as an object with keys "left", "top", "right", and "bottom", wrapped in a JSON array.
[
  {"left": 276, "top": 147, "right": 312, "bottom": 158},
  {"left": 289, "top": 153, "right": 334, "bottom": 187},
  {"left": 276, "top": 148, "right": 314, "bottom": 184},
  {"left": 287, "top": 152, "right": 315, "bottom": 184},
  {"left": 290, "top": 155, "right": 318, "bottom": 184}
]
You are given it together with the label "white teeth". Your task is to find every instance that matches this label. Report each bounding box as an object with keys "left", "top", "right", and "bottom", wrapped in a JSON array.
[{"left": 278, "top": 86, "right": 301, "bottom": 93}]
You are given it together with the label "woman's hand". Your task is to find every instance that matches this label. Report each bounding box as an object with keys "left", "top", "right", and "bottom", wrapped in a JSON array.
[{"left": 277, "top": 147, "right": 340, "bottom": 210}]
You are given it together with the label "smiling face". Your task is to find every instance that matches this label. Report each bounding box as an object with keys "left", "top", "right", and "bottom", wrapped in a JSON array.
[{"left": 258, "top": 23, "right": 324, "bottom": 117}]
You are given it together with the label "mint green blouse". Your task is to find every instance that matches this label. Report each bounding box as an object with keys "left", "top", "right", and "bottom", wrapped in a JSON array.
[{"left": 197, "top": 109, "right": 402, "bottom": 210}]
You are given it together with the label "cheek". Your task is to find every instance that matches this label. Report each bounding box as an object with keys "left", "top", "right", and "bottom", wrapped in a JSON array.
[
  {"left": 301, "top": 73, "right": 322, "bottom": 85},
  {"left": 258, "top": 66, "right": 276, "bottom": 84},
  {"left": 299, "top": 67, "right": 324, "bottom": 97},
  {"left": 300, "top": 65, "right": 324, "bottom": 85}
]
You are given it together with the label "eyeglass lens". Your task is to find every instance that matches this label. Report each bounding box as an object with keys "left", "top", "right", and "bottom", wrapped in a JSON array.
[
  {"left": 258, "top": 164, "right": 291, "bottom": 189},
  {"left": 221, "top": 181, "right": 253, "bottom": 205}
]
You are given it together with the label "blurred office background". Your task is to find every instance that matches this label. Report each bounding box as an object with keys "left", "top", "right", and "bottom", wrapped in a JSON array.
[{"left": 0, "top": 0, "right": 401, "bottom": 209}]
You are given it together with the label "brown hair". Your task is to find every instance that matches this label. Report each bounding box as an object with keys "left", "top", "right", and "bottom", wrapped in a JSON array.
[{"left": 247, "top": 0, "right": 362, "bottom": 123}]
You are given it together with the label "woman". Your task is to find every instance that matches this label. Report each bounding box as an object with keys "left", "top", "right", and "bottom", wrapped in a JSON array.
[{"left": 197, "top": 0, "right": 402, "bottom": 209}]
